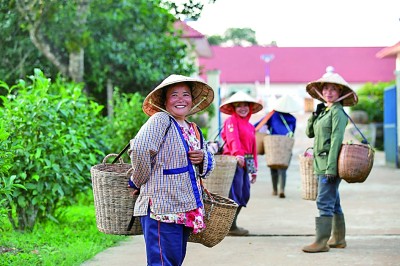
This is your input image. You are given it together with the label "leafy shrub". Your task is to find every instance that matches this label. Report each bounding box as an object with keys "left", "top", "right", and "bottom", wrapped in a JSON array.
[
  {"left": 0, "top": 121, "right": 26, "bottom": 228},
  {"left": 351, "top": 81, "right": 394, "bottom": 123},
  {"left": 0, "top": 69, "right": 108, "bottom": 231},
  {"left": 104, "top": 89, "right": 149, "bottom": 162}
]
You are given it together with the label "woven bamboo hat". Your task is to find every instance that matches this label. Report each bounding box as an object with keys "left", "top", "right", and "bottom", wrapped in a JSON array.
[
  {"left": 273, "top": 95, "right": 301, "bottom": 113},
  {"left": 142, "top": 74, "right": 214, "bottom": 116},
  {"left": 219, "top": 91, "right": 263, "bottom": 115},
  {"left": 306, "top": 72, "right": 358, "bottom": 106}
]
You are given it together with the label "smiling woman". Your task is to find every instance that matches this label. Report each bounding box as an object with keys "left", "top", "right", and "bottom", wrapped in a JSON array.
[
  {"left": 164, "top": 82, "right": 194, "bottom": 128},
  {"left": 129, "top": 74, "right": 216, "bottom": 265},
  {"left": 219, "top": 90, "right": 263, "bottom": 236}
]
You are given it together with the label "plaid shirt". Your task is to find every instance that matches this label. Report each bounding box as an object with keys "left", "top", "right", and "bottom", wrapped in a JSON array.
[{"left": 129, "top": 112, "right": 215, "bottom": 216}]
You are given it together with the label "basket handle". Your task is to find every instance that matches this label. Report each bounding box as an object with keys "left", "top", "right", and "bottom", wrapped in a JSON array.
[
  {"left": 103, "top": 153, "right": 124, "bottom": 164},
  {"left": 199, "top": 178, "right": 216, "bottom": 220},
  {"left": 303, "top": 147, "right": 313, "bottom": 156},
  {"left": 199, "top": 178, "right": 214, "bottom": 201},
  {"left": 111, "top": 143, "right": 130, "bottom": 164}
]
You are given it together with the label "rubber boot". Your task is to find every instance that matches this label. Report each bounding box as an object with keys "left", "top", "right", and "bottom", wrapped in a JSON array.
[
  {"left": 228, "top": 206, "right": 249, "bottom": 236},
  {"left": 271, "top": 169, "right": 278, "bottom": 195},
  {"left": 328, "top": 213, "right": 347, "bottom": 248},
  {"left": 302, "top": 216, "right": 332, "bottom": 253}
]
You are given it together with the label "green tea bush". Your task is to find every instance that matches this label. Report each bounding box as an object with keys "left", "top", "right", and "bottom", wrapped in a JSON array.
[
  {"left": 0, "top": 120, "right": 26, "bottom": 229},
  {"left": 0, "top": 69, "right": 108, "bottom": 231},
  {"left": 104, "top": 89, "right": 149, "bottom": 162}
]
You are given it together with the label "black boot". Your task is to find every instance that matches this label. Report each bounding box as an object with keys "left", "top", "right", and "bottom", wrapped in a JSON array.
[
  {"left": 279, "top": 169, "right": 287, "bottom": 198},
  {"left": 228, "top": 206, "right": 249, "bottom": 236},
  {"left": 271, "top": 169, "right": 278, "bottom": 196}
]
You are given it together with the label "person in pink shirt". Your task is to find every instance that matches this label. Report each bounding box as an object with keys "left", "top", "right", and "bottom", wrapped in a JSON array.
[{"left": 219, "top": 91, "right": 263, "bottom": 236}]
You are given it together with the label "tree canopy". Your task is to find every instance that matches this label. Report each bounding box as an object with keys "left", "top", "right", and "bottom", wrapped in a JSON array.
[{"left": 0, "top": 0, "right": 214, "bottom": 105}]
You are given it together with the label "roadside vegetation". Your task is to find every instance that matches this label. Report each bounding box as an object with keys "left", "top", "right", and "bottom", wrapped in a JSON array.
[
  {"left": 0, "top": 2, "right": 215, "bottom": 264},
  {"left": 0, "top": 198, "right": 127, "bottom": 266}
]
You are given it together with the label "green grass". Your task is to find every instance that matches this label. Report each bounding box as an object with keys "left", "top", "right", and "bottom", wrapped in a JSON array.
[{"left": 0, "top": 204, "right": 127, "bottom": 266}]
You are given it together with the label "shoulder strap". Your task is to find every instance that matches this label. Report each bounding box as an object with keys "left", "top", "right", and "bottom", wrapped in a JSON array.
[
  {"left": 342, "top": 109, "right": 369, "bottom": 144},
  {"left": 112, "top": 117, "right": 172, "bottom": 164},
  {"left": 193, "top": 123, "right": 204, "bottom": 149},
  {"left": 279, "top": 113, "right": 293, "bottom": 134},
  {"left": 255, "top": 110, "right": 275, "bottom": 131}
]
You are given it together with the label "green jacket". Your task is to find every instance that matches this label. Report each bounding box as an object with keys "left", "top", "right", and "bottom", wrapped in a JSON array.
[{"left": 306, "top": 102, "right": 348, "bottom": 175}]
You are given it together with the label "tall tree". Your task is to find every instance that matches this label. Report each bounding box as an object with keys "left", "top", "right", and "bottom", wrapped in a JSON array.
[{"left": 1, "top": 0, "right": 213, "bottom": 103}]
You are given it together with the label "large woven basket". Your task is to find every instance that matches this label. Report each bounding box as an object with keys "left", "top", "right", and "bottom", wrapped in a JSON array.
[
  {"left": 256, "top": 132, "right": 268, "bottom": 155},
  {"left": 188, "top": 190, "right": 238, "bottom": 248},
  {"left": 90, "top": 154, "right": 143, "bottom": 235},
  {"left": 338, "top": 144, "right": 374, "bottom": 183},
  {"left": 298, "top": 148, "right": 318, "bottom": 201},
  {"left": 202, "top": 155, "right": 236, "bottom": 197},
  {"left": 264, "top": 135, "right": 295, "bottom": 169}
]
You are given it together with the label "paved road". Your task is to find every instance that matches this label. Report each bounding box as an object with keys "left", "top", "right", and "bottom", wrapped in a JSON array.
[{"left": 82, "top": 113, "right": 400, "bottom": 266}]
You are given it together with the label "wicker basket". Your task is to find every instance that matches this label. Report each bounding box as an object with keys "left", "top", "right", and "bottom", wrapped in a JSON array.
[
  {"left": 298, "top": 148, "right": 318, "bottom": 201},
  {"left": 264, "top": 135, "right": 295, "bottom": 169},
  {"left": 202, "top": 155, "right": 236, "bottom": 197},
  {"left": 90, "top": 154, "right": 143, "bottom": 235},
  {"left": 256, "top": 132, "right": 268, "bottom": 155},
  {"left": 188, "top": 190, "right": 238, "bottom": 247},
  {"left": 338, "top": 144, "right": 374, "bottom": 183}
]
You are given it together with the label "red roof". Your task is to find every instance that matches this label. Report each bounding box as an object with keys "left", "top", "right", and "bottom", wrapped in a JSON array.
[{"left": 199, "top": 46, "right": 395, "bottom": 84}]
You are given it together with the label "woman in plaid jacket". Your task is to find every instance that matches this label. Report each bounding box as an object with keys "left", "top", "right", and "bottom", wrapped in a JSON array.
[{"left": 129, "top": 74, "right": 215, "bottom": 265}]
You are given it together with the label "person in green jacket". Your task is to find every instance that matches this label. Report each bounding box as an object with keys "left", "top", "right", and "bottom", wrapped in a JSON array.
[{"left": 302, "top": 71, "right": 358, "bottom": 253}]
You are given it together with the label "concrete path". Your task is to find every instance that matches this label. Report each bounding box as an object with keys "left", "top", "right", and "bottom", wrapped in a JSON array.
[{"left": 82, "top": 113, "right": 400, "bottom": 266}]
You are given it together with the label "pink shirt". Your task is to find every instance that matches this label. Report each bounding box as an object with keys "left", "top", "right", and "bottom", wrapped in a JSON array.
[{"left": 221, "top": 112, "right": 258, "bottom": 169}]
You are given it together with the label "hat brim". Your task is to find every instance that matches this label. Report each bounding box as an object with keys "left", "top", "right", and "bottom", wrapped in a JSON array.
[
  {"left": 143, "top": 75, "right": 214, "bottom": 117},
  {"left": 273, "top": 95, "right": 301, "bottom": 113},
  {"left": 219, "top": 91, "right": 263, "bottom": 115},
  {"left": 305, "top": 73, "right": 358, "bottom": 107}
]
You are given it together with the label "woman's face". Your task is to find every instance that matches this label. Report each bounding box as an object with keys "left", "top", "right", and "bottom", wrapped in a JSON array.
[
  {"left": 322, "top": 83, "right": 341, "bottom": 104},
  {"left": 234, "top": 102, "right": 250, "bottom": 117},
  {"left": 165, "top": 82, "right": 193, "bottom": 120}
]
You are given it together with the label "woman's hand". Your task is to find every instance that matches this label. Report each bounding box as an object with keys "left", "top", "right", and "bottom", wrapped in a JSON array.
[
  {"left": 325, "top": 174, "right": 337, "bottom": 183},
  {"left": 236, "top": 155, "right": 245, "bottom": 168},
  {"left": 250, "top": 173, "right": 257, "bottom": 184},
  {"left": 188, "top": 150, "right": 204, "bottom": 165}
]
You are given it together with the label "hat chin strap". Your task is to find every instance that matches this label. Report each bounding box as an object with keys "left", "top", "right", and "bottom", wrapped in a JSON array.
[
  {"left": 189, "top": 96, "right": 206, "bottom": 113},
  {"left": 335, "top": 91, "right": 355, "bottom": 103},
  {"left": 149, "top": 99, "right": 171, "bottom": 115},
  {"left": 312, "top": 87, "right": 354, "bottom": 103}
]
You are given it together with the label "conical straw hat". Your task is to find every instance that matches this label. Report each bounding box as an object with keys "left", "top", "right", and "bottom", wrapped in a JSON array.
[
  {"left": 273, "top": 95, "right": 301, "bottom": 113},
  {"left": 306, "top": 73, "right": 358, "bottom": 107},
  {"left": 142, "top": 74, "right": 214, "bottom": 116},
  {"left": 219, "top": 91, "right": 263, "bottom": 115}
]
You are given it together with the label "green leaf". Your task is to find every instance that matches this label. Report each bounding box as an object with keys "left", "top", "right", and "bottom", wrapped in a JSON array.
[{"left": 18, "top": 195, "right": 26, "bottom": 208}]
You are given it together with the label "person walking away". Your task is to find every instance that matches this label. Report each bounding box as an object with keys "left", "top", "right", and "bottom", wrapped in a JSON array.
[
  {"left": 219, "top": 91, "right": 263, "bottom": 236},
  {"left": 128, "top": 74, "right": 216, "bottom": 265},
  {"left": 254, "top": 95, "right": 300, "bottom": 198},
  {"left": 302, "top": 72, "right": 358, "bottom": 253}
]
